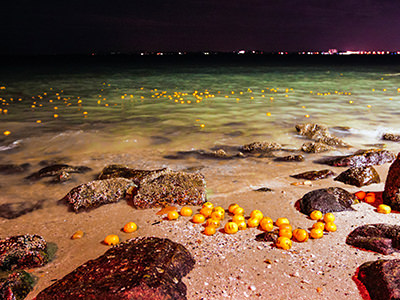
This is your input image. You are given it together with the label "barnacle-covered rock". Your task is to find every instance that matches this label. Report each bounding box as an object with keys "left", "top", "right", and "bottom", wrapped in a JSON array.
[
  {"left": 382, "top": 133, "right": 400, "bottom": 142},
  {"left": 334, "top": 166, "right": 380, "bottom": 187},
  {"left": 301, "top": 142, "right": 332, "bottom": 153},
  {"left": 383, "top": 153, "right": 400, "bottom": 211},
  {"left": 291, "top": 169, "right": 335, "bottom": 180},
  {"left": 35, "top": 237, "right": 195, "bottom": 300},
  {"left": 295, "top": 123, "right": 329, "bottom": 138},
  {"left": 323, "top": 149, "right": 395, "bottom": 167},
  {"left": 63, "top": 178, "right": 135, "bottom": 212},
  {"left": 0, "top": 235, "right": 49, "bottom": 271},
  {"left": 240, "top": 141, "right": 282, "bottom": 152},
  {"left": 0, "top": 271, "right": 35, "bottom": 300},
  {"left": 274, "top": 154, "right": 304, "bottom": 162},
  {"left": 97, "top": 165, "right": 166, "bottom": 182}
]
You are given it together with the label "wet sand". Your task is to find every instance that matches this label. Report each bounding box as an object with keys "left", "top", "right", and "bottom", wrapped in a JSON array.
[{"left": 2, "top": 135, "right": 400, "bottom": 300}]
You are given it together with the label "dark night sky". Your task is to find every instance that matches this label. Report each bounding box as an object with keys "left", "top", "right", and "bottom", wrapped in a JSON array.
[{"left": 1, "top": 0, "right": 400, "bottom": 55}]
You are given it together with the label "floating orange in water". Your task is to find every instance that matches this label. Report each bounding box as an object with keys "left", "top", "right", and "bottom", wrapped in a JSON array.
[
  {"left": 293, "top": 229, "right": 309, "bottom": 242},
  {"left": 123, "top": 222, "right": 138, "bottom": 233},
  {"left": 104, "top": 234, "right": 119, "bottom": 245}
]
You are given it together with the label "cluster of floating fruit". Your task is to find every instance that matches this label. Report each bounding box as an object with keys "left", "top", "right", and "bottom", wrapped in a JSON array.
[{"left": 165, "top": 201, "right": 340, "bottom": 251}]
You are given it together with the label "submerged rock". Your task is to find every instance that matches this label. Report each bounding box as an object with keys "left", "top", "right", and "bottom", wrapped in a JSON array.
[
  {"left": 0, "top": 201, "right": 44, "bottom": 219},
  {"left": 346, "top": 224, "right": 400, "bottom": 255},
  {"left": 274, "top": 154, "right": 304, "bottom": 162},
  {"left": 0, "top": 271, "right": 36, "bottom": 300},
  {"left": 290, "top": 169, "right": 335, "bottom": 180},
  {"left": 63, "top": 178, "right": 135, "bottom": 212},
  {"left": 0, "top": 163, "right": 30, "bottom": 175},
  {"left": 299, "top": 187, "right": 358, "bottom": 215},
  {"left": 323, "top": 149, "right": 395, "bottom": 167},
  {"left": 301, "top": 142, "right": 332, "bottom": 153},
  {"left": 98, "top": 165, "right": 165, "bottom": 182},
  {"left": 383, "top": 153, "right": 400, "bottom": 211},
  {"left": 240, "top": 141, "right": 282, "bottom": 152},
  {"left": 334, "top": 166, "right": 380, "bottom": 187},
  {"left": 295, "top": 123, "right": 329, "bottom": 138},
  {"left": 357, "top": 259, "right": 400, "bottom": 300},
  {"left": 382, "top": 133, "right": 400, "bottom": 142},
  {"left": 35, "top": 237, "right": 195, "bottom": 300},
  {"left": 0, "top": 235, "right": 49, "bottom": 271},
  {"left": 26, "top": 164, "right": 92, "bottom": 182},
  {"left": 131, "top": 169, "right": 206, "bottom": 209}
]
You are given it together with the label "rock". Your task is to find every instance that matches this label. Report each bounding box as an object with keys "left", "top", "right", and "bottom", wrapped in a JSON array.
[
  {"left": 383, "top": 153, "right": 400, "bottom": 211},
  {"left": 254, "top": 187, "right": 273, "bottom": 192},
  {"left": 383, "top": 133, "right": 400, "bottom": 142},
  {"left": 0, "top": 235, "right": 49, "bottom": 271},
  {"left": 0, "top": 163, "right": 30, "bottom": 175},
  {"left": 295, "top": 123, "right": 329, "bottom": 138},
  {"left": 323, "top": 149, "right": 395, "bottom": 167},
  {"left": 255, "top": 232, "right": 279, "bottom": 243},
  {"left": 301, "top": 142, "right": 332, "bottom": 153},
  {"left": 357, "top": 259, "right": 400, "bottom": 300},
  {"left": 62, "top": 178, "right": 135, "bottom": 212},
  {"left": 131, "top": 169, "right": 206, "bottom": 209},
  {"left": 274, "top": 155, "right": 304, "bottom": 162},
  {"left": 334, "top": 166, "right": 380, "bottom": 187},
  {"left": 35, "top": 237, "right": 195, "bottom": 300},
  {"left": 26, "top": 164, "right": 92, "bottom": 181},
  {"left": 240, "top": 141, "right": 282, "bottom": 152},
  {"left": 346, "top": 224, "right": 400, "bottom": 255},
  {"left": 50, "top": 171, "right": 72, "bottom": 183},
  {"left": 313, "top": 134, "right": 349, "bottom": 147},
  {"left": 98, "top": 165, "right": 165, "bottom": 182},
  {"left": 0, "top": 201, "right": 44, "bottom": 219},
  {"left": 299, "top": 187, "right": 358, "bottom": 215},
  {"left": 0, "top": 271, "right": 35, "bottom": 300},
  {"left": 290, "top": 169, "right": 335, "bottom": 180}
]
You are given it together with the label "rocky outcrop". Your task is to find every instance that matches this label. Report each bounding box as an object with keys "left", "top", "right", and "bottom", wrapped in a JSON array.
[
  {"left": 0, "top": 201, "right": 44, "bottom": 219},
  {"left": 35, "top": 237, "right": 195, "bottom": 300},
  {"left": 240, "top": 141, "right": 281, "bottom": 152},
  {"left": 0, "top": 235, "right": 49, "bottom": 271},
  {"left": 0, "top": 271, "right": 35, "bottom": 300},
  {"left": 334, "top": 166, "right": 380, "bottom": 187},
  {"left": 62, "top": 178, "right": 135, "bottom": 212},
  {"left": 26, "top": 164, "right": 92, "bottom": 182},
  {"left": 299, "top": 187, "right": 358, "bottom": 215},
  {"left": 382, "top": 133, "right": 400, "bottom": 142},
  {"left": 98, "top": 165, "right": 165, "bottom": 182},
  {"left": 295, "top": 123, "right": 348, "bottom": 147},
  {"left": 301, "top": 142, "right": 332, "bottom": 153},
  {"left": 383, "top": 153, "right": 400, "bottom": 211},
  {"left": 274, "top": 155, "right": 304, "bottom": 162},
  {"left": 323, "top": 149, "right": 395, "bottom": 167},
  {"left": 131, "top": 168, "right": 206, "bottom": 209},
  {"left": 357, "top": 259, "right": 400, "bottom": 300},
  {"left": 0, "top": 163, "right": 30, "bottom": 174},
  {"left": 346, "top": 224, "right": 400, "bottom": 255},
  {"left": 291, "top": 169, "right": 335, "bottom": 180}
]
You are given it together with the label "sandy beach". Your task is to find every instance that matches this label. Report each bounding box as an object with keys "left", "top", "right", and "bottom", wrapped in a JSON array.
[{"left": 2, "top": 138, "right": 400, "bottom": 300}]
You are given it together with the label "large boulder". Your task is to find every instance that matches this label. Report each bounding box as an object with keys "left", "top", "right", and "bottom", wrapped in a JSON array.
[
  {"left": 295, "top": 123, "right": 348, "bottom": 147},
  {"left": 334, "top": 166, "right": 380, "bottom": 187},
  {"left": 0, "top": 235, "right": 49, "bottom": 271},
  {"left": 323, "top": 149, "right": 395, "bottom": 167},
  {"left": 357, "top": 259, "right": 400, "bottom": 300},
  {"left": 131, "top": 168, "right": 207, "bottom": 209},
  {"left": 35, "top": 237, "right": 195, "bottom": 300},
  {"left": 62, "top": 178, "right": 135, "bottom": 212},
  {"left": 290, "top": 169, "right": 335, "bottom": 180},
  {"left": 383, "top": 153, "right": 400, "bottom": 211},
  {"left": 0, "top": 271, "right": 35, "bottom": 300},
  {"left": 240, "top": 141, "right": 281, "bottom": 153},
  {"left": 346, "top": 224, "right": 400, "bottom": 255},
  {"left": 299, "top": 187, "right": 358, "bottom": 215}
]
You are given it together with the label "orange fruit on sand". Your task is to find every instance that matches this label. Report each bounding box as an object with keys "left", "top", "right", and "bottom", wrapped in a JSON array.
[
  {"left": 237, "top": 221, "right": 247, "bottom": 230},
  {"left": 104, "top": 234, "right": 119, "bottom": 245},
  {"left": 355, "top": 191, "right": 366, "bottom": 201},
  {"left": 200, "top": 207, "right": 213, "bottom": 218},
  {"left": 310, "top": 228, "right": 324, "bottom": 239},
  {"left": 260, "top": 217, "right": 273, "bottom": 226},
  {"left": 310, "top": 210, "right": 323, "bottom": 220},
  {"left": 232, "top": 206, "right": 244, "bottom": 215},
  {"left": 228, "top": 203, "right": 240, "bottom": 214},
  {"left": 210, "top": 210, "right": 224, "bottom": 220},
  {"left": 203, "top": 226, "right": 217, "bottom": 236},
  {"left": 247, "top": 217, "right": 260, "bottom": 228},
  {"left": 205, "top": 218, "right": 221, "bottom": 228},
  {"left": 275, "top": 217, "right": 290, "bottom": 227},
  {"left": 293, "top": 229, "right": 309, "bottom": 242},
  {"left": 192, "top": 214, "right": 206, "bottom": 223},
  {"left": 167, "top": 210, "right": 179, "bottom": 220},
  {"left": 279, "top": 228, "right": 293, "bottom": 239},
  {"left": 224, "top": 222, "right": 239, "bottom": 234},
  {"left": 123, "top": 222, "right": 138, "bottom": 233},
  {"left": 324, "top": 222, "right": 337, "bottom": 232},
  {"left": 377, "top": 204, "right": 391, "bottom": 214},
  {"left": 313, "top": 222, "right": 325, "bottom": 231},
  {"left": 232, "top": 214, "right": 245, "bottom": 224},
  {"left": 260, "top": 221, "right": 274, "bottom": 232},
  {"left": 323, "top": 213, "right": 335, "bottom": 223},
  {"left": 364, "top": 193, "right": 376, "bottom": 204},
  {"left": 279, "top": 224, "right": 293, "bottom": 231},
  {"left": 276, "top": 236, "right": 292, "bottom": 250},
  {"left": 250, "top": 210, "right": 263, "bottom": 220},
  {"left": 180, "top": 206, "right": 193, "bottom": 217},
  {"left": 202, "top": 202, "right": 214, "bottom": 210},
  {"left": 213, "top": 206, "right": 225, "bottom": 214}
]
